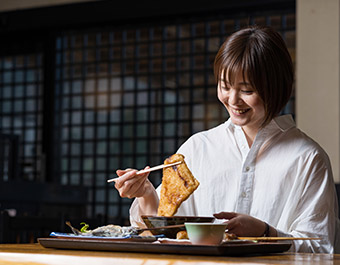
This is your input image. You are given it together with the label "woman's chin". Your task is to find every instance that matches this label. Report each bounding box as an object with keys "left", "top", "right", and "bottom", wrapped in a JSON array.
[{"left": 230, "top": 116, "right": 248, "bottom": 127}]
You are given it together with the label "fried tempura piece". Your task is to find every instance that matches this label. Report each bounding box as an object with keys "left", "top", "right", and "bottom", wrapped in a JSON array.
[
  {"left": 224, "top": 232, "right": 238, "bottom": 241},
  {"left": 176, "top": 230, "right": 189, "bottom": 240},
  {"left": 157, "top": 153, "right": 199, "bottom": 216}
]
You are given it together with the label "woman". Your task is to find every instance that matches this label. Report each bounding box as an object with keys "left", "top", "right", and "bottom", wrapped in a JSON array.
[{"left": 113, "top": 25, "right": 339, "bottom": 253}]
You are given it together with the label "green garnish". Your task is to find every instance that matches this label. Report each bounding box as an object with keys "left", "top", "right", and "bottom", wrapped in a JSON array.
[{"left": 80, "top": 222, "right": 90, "bottom": 233}]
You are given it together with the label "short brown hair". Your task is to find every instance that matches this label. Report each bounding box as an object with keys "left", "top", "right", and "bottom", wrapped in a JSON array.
[{"left": 214, "top": 25, "right": 294, "bottom": 127}]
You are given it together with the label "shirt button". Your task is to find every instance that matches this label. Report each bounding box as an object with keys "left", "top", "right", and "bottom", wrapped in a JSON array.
[
  {"left": 241, "top": 192, "right": 247, "bottom": 198},
  {"left": 245, "top": 166, "right": 250, "bottom": 171}
]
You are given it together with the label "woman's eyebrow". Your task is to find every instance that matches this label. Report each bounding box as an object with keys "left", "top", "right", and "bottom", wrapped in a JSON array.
[
  {"left": 224, "top": 81, "right": 251, "bottom": 86},
  {"left": 238, "top": 82, "right": 252, "bottom": 86},
  {"left": 218, "top": 79, "right": 251, "bottom": 87}
]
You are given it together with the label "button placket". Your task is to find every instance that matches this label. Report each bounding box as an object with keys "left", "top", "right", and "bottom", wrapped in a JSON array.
[
  {"left": 236, "top": 130, "right": 267, "bottom": 215},
  {"left": 235, "top": 128, "right": 249, "bottom": 162}
]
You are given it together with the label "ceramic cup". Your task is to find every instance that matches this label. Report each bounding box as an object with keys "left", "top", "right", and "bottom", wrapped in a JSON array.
[{"left": 184, "top": 222, "right": 228, "bottom": 245}]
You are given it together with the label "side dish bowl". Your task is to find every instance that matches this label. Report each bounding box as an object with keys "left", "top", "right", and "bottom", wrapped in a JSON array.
[
  {"left": 141, "top": 215, "right": 214, "bottom": 238},
  {"left": 185, "top": 222, "right": 228, "bottom": 245}
]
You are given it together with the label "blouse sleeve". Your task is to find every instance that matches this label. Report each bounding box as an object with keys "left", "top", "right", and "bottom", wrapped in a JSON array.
[
  {"left": 284, "top": 151, "right": 338, "bottom": 253},
  {"left": 129, "top": 186, "right": 162, "bottom": 227}
]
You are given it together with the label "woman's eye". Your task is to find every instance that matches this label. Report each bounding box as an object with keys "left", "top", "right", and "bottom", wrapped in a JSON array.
[{"left": 242, "top": 90, "right": 253, "bottom": 94}]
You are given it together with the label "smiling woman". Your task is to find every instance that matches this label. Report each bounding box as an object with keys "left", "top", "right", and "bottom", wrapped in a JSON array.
[
  {"left": 214, "top": 27, "right": 294, "bottom": 147},
  {"left": 217, "top": 72, "right": 265, "bottom": 147},
  {"left": 0, "top": 0, "right": 297, "bottom": 243},
  {"left": 214, "top": 26, "right": 294, "bottom": 130},
  {"left": 123, "top": 25, "right": 340, "bottom": 254}
]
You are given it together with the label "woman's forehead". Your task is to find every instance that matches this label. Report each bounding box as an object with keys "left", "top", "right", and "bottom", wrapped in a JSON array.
[{"left": 220, "top": 69, "right": 249, "bottom": 83}]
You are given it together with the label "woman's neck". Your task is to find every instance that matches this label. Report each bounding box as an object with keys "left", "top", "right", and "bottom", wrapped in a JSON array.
[{"left": 242, "top": 126, "right": 259, "bottom": 148}]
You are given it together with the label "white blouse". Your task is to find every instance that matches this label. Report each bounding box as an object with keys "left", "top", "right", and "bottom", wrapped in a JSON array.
[{"left": 130, "top": 115, "right": 339, "bottom": 253}]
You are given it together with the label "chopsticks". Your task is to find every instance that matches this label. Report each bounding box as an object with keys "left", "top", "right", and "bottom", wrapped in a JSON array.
[
  {"left": 137, "top": 224, "right": 185, "bottom": 233},
  {"left": 107, "top": 161, "right": 182, "bottom": 183},
  {"left": 136, "top": 161, "right": 182, "bottom": 175},
  {"left": 237, "top": 237, "right": 321, "bottom": 241}
]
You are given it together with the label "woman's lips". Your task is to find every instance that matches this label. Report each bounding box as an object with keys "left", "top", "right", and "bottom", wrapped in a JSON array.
[{"left": 231, "top": 108, "right": 250, "bottom": 115}]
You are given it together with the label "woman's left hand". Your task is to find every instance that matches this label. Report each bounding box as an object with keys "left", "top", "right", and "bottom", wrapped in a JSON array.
[{"left": 213, "top": 212, "right": 267, "bottom": 237}]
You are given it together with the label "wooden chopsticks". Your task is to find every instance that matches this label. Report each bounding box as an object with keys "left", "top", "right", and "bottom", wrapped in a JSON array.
[
  {"left": 136, "top": 161, "right": 182, "bottom": 175},
  {"left": 107, "top": 161, "right": 182, "bottom": 183},
  {"left": 137, "top": 224, "right": 185, "bottom": 233},
  {"left": 237, "top": 237, "right": 321, "bottom": 241}
]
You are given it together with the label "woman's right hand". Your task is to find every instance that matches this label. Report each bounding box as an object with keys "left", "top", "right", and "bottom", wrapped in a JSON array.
[{"left": 113, "top": 167, "right": 155, "bottom": 199}]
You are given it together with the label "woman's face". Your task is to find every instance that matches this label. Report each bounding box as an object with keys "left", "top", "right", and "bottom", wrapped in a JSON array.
[{"left": 217, "top": 71, "right": 266, "bottom": 134}]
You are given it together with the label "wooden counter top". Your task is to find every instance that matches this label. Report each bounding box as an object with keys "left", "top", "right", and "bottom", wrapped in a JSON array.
[{"left": 0, "top": 243, "right": 339, "bottom": 265}]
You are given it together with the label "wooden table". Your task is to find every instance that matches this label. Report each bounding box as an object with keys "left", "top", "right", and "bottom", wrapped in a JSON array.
[{"left": 0, "top": 243, "right": 339, "bottom": 265}]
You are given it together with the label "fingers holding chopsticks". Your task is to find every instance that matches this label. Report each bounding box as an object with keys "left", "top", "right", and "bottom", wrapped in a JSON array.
[
  {"left": 112, "top": 167, "right": 151, "bottom": 199},
  {"left": 109, "top": 161, "right": 182, "bottom": 199}
]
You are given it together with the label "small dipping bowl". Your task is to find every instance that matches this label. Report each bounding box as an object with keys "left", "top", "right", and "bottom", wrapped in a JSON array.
[
  {"left": 185, "top": 222, "right": 228, "bottom": 245},
  {"left": 141, "top": 215, "right": 214, "bottom": 238}
]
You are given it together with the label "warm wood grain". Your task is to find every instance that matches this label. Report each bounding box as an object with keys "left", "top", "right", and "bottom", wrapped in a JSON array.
[{"left": 0, "top": 243, "right": 339, "bottom": 265}]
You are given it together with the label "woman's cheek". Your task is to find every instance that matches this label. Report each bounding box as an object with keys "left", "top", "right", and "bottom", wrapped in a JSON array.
[{"left": 217, "top": 90, "right": 226, "bottom": 103}]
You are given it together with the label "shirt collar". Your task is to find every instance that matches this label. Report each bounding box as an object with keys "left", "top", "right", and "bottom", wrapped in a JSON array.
[
  {"left": 225, "top": 114, "right": 295, "bottom": 133},
  {"left": 270, "top": 114, "right": 296, "bottom": 132}
]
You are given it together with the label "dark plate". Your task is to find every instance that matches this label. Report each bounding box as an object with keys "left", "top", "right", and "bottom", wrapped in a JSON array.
[
  {"left": 141, "top": 215, "right": 214, "bottom": 238},
  {"left": 38, "top": 237, "right": 291, "bottom": 256},
  {"left": 49, "top": 232, "right": 161, "bottom": 242}
]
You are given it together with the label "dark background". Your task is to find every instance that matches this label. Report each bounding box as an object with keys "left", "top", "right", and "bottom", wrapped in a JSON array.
[{"left": 0, "top": 0, "right": 319, "bottom": 244}]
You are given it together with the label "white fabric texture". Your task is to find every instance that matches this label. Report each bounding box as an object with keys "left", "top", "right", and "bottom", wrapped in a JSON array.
[{"left": 130, "top": 114, "right": 339, "bottom": 253}]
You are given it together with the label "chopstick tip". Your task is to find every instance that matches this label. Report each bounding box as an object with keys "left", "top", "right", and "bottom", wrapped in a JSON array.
[{"left": 107, "top": 178, "right": 118, "bottom": 183}]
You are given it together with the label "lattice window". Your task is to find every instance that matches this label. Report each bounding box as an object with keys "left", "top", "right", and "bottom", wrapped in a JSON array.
[
  {"left": 53, "top": 12, "right": 295, "bottom": 223},
  {"left": 0, "top": 54, "right": 44, "bottom": 182}
]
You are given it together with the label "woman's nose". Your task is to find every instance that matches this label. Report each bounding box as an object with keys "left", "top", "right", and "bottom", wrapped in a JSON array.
[{"left": 228, "top": 90, "right": 241, "bottom": 105}]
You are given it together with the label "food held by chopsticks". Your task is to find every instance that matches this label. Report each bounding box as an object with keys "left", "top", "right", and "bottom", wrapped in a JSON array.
[{"left": 157, "top": 153, "right": 199, "bottom": 217}]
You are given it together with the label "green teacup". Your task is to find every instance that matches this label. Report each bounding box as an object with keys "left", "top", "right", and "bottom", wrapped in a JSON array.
[{"left": 185, "top": 222, "right": 228, "bottom": 245}]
